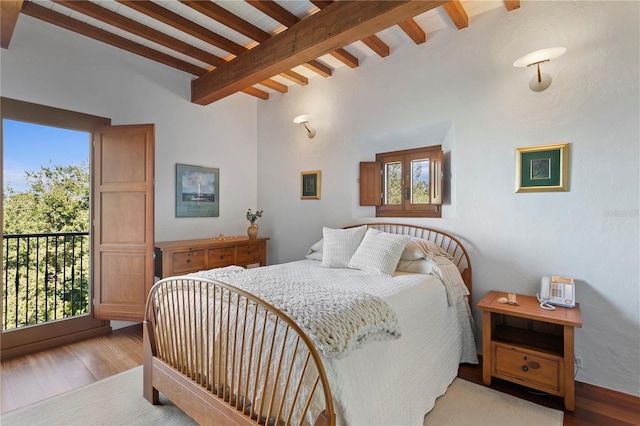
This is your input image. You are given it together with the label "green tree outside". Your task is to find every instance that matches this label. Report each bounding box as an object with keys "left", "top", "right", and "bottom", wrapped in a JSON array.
[{"left": 3, "top": 162, "right": 90, "bottom": 330}]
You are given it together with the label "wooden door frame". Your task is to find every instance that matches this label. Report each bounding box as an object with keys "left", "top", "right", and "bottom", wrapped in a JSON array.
[{"left": 1, "top": 98, "right": 111, "bottom": 358}]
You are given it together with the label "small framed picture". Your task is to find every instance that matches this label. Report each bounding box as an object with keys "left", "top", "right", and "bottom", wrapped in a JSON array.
[
  {"left": 176, "top": 164, "right": 219, "bottom": 217},
  {"left": 300, "top": 170, "right": 321, "bottom": 200},
  {"left": 515, "top": 143, "right": 569, "bottom": 193}
]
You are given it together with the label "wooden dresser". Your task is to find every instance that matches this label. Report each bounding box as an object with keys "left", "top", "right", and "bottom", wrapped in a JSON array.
[{"left": 154, "top": 237, "right": 268, "bottom": 278}]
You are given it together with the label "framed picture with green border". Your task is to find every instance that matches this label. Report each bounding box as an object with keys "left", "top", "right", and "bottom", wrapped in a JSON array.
[
  {"left": 515, "top": 143, "right": 569, "bottom": 193},
  {"left": 176, "top": 164, "right": 219, "bottom": 217},
  {"left": 300, "top": 170, "right": 321, "bottom": 200}
]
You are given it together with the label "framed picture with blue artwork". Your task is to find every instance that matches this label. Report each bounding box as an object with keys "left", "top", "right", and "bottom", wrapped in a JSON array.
[
  {"left": 176, "top": 164, "right": 219, "bottom": 217},
  {"left": 515, "top": 143, "right": 569, "bottom": 193}
]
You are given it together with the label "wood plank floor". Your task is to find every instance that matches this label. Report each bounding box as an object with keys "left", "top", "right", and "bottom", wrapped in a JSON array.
[{"left": 2, "top": 324, "right": 639, "bottom": 425}]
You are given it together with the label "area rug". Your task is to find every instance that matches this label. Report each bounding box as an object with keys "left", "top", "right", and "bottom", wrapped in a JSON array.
[{"left": 2, "top": 366, "right": 563, "bottom": 426}]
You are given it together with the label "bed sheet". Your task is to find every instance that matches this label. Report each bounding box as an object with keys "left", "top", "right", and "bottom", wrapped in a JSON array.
[{"left": 254, "top": 259, "right": 477, "bottom": 426}]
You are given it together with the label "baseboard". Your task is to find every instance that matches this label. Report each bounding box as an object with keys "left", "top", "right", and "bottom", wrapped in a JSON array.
[{"left": 1, "top": 325, "right": 112, "bottom": 359}]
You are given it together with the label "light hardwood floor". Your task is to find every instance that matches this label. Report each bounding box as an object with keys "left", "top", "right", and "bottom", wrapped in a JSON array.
[{"left": 2, "top": 324, "right": 639, "bottom": 425}]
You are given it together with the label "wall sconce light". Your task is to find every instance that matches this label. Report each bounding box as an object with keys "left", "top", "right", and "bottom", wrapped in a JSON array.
[
  {"left": 513, "top": 47, "right": 566, "bottom": 92},
  {"left": 293, "top": 115, "right": 316, "bottom": 139}
]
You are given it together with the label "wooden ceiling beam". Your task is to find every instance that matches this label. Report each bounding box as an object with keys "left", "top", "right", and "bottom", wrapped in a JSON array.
[
  {"left": 330, "top": 48, "right": 359, "bottom": 69},
  {"left": 242, "top": 87, "right": 269, "bottom": 100},
  {"left": 192, "top": 0, "right": 447, "bottom": 105},
  {"left": 21, "top": 2, "right": 206, "bottom": 76},
  {"left": 302, "top": 60, "right": 332, "bottom": 78},
  {"left": 361, "top": 35, "right": 390, "bottom": 57},
  {"left": 259, "top": 79, "right": 288, "bottom": 93},
  {"left": 504, "top": 1, "right": 521, "bottom": 12},
  {"left": 181, "top": 0, "right": 270, "bottom": 43},
  {"left": 53, "top": 0, "right": 225, "bottom": 67},
  {"left": 246, "top": 0, "right": 298, "bottom": 28},
  {"left": 279, "top": 70, "right": 308, "bottom": 86},
  {"left": 313, "top": 1, "right": 391, "bottom": 59},
  {"left": 246, "top": 0, "right": 334, "bottom": 78},
  {"left": 1, "top": 0, "right": 23, "bottom": 49},
  {"left": 442, "top": 0, "right": 469, "bottom": 30},
  {"left": 398, "top": 18, "right": 427, "bottom": 44},
  {"left": 117, "top": 0, "right": 246, "bottom": 56}
]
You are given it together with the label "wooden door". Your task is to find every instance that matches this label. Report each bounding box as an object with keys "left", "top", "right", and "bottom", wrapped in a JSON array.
[{"left": 93, "top": 124, "right": 154, "bottom": 321}]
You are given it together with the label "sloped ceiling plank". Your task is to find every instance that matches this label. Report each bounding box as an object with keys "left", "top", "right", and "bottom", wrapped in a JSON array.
[
  {"left": 192, "top": 0, "right": 446, "bottom": 105},
  {"left": 181, "top": 0, "right": 270, "bottom": 43},
  {"left": 442, "top": 0, "right": 469, "bottom": 30},
  {"left": 361, "top": 35, "right": 390, "bottom": 57},
  {"left": 53, "top": 0, "right": 225, "bottom": 67},
  {"left": 117, "top": 0, "right": 246, "bottom": 57},
  {"left": 1, "top": 0, "right": 23, "bottom": 49},
  {"left": 398, "top": 18, "right": 427, "bottom": 44},
  {"left": 21, "top": 2, "right": 206, "bottom": 76},
  {"left": 505, "top": 1, "right": 521, "bottom": 12}
]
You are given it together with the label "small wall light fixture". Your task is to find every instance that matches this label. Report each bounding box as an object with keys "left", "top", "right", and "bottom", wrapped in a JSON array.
[
  {"left": 513, "top": 47, "right": 566, "bottom": 92},
  {"left": 293, "top": 115, "right": 316, "bottom": 138}
]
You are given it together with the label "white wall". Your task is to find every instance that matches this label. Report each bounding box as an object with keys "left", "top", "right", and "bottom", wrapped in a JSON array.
[
  {"left": 257, "top": 1, "right": 640, "bottom": 396},
  {"left": 1, "top": 15, "right": 258, "bottom": 242}
]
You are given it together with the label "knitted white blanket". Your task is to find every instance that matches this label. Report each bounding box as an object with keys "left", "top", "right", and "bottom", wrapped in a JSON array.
[{"left": 190, "top": 266, "right": 401, "bottom": 358}]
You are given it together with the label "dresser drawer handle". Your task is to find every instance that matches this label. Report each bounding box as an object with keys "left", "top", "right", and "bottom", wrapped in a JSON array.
[
  {"left": 187, "top": 259, "right": 191, "bottom": 264},
  {"left": 521, "top": 365, "right": 528, "bottom": 372}
]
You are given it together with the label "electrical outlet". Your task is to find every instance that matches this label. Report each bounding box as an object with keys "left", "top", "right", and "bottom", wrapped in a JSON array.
[{"left": 575, "top": 357, "right": 583, "bottom": 369}]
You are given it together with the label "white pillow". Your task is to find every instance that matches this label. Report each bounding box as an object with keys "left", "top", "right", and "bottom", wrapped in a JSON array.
[
  {"left": 396, "top": 259, "right": 437, "bottom": 274},
  {"left": 305, "top": 238, "right": 323, "bottom": 261},
  {"left": 348, "top": 229, "right": 410, "bottom": 276},
  {"left": 400, "top": 237, "right": 453, "bottom": 261},
  {"left": 321, "top": 226, "right": 367, "bottom": 268}
]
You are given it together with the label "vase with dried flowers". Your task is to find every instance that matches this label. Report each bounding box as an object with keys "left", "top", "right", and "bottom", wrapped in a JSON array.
[{"left": 246, "top": 208, "right": 263, "bottom": 239}]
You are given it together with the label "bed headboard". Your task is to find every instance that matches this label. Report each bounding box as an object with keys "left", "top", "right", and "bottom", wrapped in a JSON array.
[{"left": 344, "top": 223, "right": 472, "bottom": 299}]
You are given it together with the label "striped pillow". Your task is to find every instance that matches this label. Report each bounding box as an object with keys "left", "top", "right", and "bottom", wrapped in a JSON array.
[
  {"left": 321, "top": 226, "right": 367, "bottom": 268},
  {"left": 348, "top": 229, "right": 410, "bottom": 276}
]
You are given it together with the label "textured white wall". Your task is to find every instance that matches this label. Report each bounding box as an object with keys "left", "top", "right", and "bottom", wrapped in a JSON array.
[
  {"left": 257, "top": 1, "right": 640, "bottom": 396},
  {"left": 0, "top": 15, "right": 258, "bottom": 242}
]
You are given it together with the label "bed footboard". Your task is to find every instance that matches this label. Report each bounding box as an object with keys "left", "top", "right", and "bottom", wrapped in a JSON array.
[{"left": 143, "top": 276, "right": 335, "bottom": 426}]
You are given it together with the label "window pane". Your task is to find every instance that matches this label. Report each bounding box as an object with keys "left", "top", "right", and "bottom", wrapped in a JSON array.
[
  {"left": 385, "top": 161, "right": 402, "bottom": 205},
  {"left": 411, "top": 158, "right": 430, "bottom": 204}
]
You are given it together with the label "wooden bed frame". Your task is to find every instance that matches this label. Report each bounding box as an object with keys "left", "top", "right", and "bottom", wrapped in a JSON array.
[{"left": 143, "top": 223, "right": 472, "bottom": 426}]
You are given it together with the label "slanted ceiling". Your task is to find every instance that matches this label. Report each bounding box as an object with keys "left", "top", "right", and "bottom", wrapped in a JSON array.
[{"left": 2, "top": 0, "right": 519, "bottom": 105}]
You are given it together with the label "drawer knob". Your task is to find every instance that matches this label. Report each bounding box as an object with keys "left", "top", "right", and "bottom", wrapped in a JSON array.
[
  {"left": 187, "top": 259, "right": 191, "bottom": 264},
  {"left": 522, "top": 365, "right": 529, "bottom": 372}
]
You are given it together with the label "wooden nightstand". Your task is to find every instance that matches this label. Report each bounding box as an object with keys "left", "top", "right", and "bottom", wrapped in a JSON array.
[{"left": 477, "top": 290, "right": 582, "bottom": 411}]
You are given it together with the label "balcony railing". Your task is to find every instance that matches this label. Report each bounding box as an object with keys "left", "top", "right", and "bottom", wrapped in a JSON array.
[{"left": 2, "top": 232, "right": 90, "bottom": 331}]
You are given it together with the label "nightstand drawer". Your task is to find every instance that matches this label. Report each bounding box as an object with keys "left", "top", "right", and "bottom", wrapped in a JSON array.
[
  {"left": 208, "top": 248, "right": 235, "bottom": 268},
  {"left": 492, "top": 342, "right": 563, "bottom": 394},
  {"left": 236, "top": 244, "right": 261, "bottom": 263},
  {"left": 171, "top": 250, "right": 205, "bottom": 273}
]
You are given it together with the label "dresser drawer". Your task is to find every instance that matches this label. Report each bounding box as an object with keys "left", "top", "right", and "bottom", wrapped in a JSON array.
[
  {"left": 171, "top": 250, "right": 205, "bottom": 274},
  {"left": 236, "top": 244, "right": 261, "bottom": 263},
  {"left": 492, "top": 342, "right": 563, "bottom": 394},
  {"left": 208, "top": 248, "right": 235, "bottom": 268}
]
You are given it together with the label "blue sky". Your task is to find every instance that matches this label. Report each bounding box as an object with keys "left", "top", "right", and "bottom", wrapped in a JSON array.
[{"left": 3, "top": 119, "right": 90, "bottom": 193}]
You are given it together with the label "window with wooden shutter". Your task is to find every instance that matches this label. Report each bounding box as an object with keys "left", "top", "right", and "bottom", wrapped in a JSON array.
[{"left": 359, "top": 145, "right": 443, "bottom": 218}]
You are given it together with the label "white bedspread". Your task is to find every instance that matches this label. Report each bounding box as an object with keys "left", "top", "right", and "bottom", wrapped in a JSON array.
[
  {"left": 253, "top": 259, "right": 478, "bottom": 426},
  {"left": 191, "top": 266, "right": 401, "bottom": 358}
]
